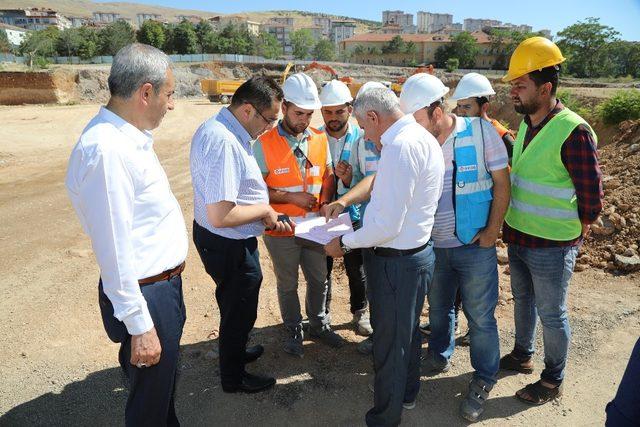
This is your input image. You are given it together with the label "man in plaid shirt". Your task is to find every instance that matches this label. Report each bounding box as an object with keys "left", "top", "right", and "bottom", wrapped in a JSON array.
[{"left": 499, "top": 37, "right": 603, "bottom": 405}]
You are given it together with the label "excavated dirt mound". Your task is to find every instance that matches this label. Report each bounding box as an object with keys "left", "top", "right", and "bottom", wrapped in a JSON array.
[
  {"left": 0, "top": 70, "right": 78, "bottom": 105},
  {"left": 581, "top": 119, "right": 640, "bottom": 273}
]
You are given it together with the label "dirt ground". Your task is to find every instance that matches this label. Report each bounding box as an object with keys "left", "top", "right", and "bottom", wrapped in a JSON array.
[{"left": 0, "top": 100, "right": 638, "bottom": 426}]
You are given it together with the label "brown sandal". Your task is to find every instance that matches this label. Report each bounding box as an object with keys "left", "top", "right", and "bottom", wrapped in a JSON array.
[
  {"left": 516, "top": 380, "right": 562, "bottom": 405},
  {"left": 499, "top": 353, "right": 534, "bottom": 374}
]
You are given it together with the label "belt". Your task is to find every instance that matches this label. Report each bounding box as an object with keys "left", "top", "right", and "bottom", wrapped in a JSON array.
[
  {"left": 372, "top": 242, "right": 429, "bottom": 258},
  {"left": 139, "top": 261, "right": 185, "bottom": 285}
]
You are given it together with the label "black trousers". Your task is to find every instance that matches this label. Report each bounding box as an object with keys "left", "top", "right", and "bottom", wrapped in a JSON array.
[
  {"left": 99, "top": 274, "right": 186, "bottom": 427},
  {"left": 326, "top": 247, "right": 368, "bottom": 314},
  {"left": 193, "top": 221, "right": 263, "bottom": 387}
]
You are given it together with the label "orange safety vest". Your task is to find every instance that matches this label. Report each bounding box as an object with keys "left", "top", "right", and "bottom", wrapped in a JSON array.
[
  {"left": 490, "top": 118, "right": 515, "bottom": 140},
  {"left": 259, "top": 126, "right": 328, "bottom": 237}
]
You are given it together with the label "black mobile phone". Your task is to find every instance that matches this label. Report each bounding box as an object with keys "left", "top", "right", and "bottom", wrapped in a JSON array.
[{"left": 277, "top": 214, "right": 292, "bottom": 225}]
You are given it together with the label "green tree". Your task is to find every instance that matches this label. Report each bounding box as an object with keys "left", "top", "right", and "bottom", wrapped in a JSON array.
[
  {"left": 172, "top": 20, "right": 198, "bottom": 54},
  {"left": 137, "top": 20, "right": 165, "bottom": 49},
  {"left": 78, "top": 26, "right": 99, "bottom": 59},
  {"left": 162, "top": 24, "right": 176, "bottom": 53},
  {"left": 195, "top": 20, "right": 214, "bottom": 53},
  {"left": 353, "top": 44, "right": 365, "bottom": 56},
  {"left": 488, "top": 29, "right": 542, "bottom": 70},
  {"left": 382, "top": 35, "right": 405, "bottom": 54},
  {"left": 20, "top": 27, "right": 59, "bottom": 67},
  {"left": 313, "top": 39, "right": 335, "bottom": 61},
  {"left": 404, "top": 41, "right": 417, "bottom": 55},
  {"left": 290, "top": 28, "right": 314, "bottom": 59},
  {"left": 445, "top": 57, "right": 459, "bottom": 72},
  {"left": 255, "top": 31, "right": 281, "bottom": 59},
  {"left": 98, "top": 20, "right": 135, "bottom": 56},
  {"left": 435, "top": 31, "right": 479, "bottom": 68},
  {"left": 557, "top": 17, "right": 620, "bottom": 78},
  {"left": 0, "top": 30, "right": 11, "bottom": 53},
  {"left": 600, "top": 41, "right": 640, "bottom": 78},
  {"left": 56, "top": 28, "right": 82, "bottom": 57}
]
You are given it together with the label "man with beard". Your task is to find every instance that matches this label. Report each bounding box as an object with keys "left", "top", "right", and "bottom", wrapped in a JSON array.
[
  {"left": 254, "top": 73, "right": 343, "bottom": 357},
  {"left": 499, "top": 37, "right": 603, "bottom": 405},
  {"left": 399, "top": 73, "right": 510, "bottom": 422},
  {"left": 318, "top": 80, "right": 382, "bottom": 338}
]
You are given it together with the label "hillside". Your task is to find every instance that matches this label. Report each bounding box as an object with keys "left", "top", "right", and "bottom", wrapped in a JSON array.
[{"left": 0, "top": 0, "right": 375, "bottom": 32}]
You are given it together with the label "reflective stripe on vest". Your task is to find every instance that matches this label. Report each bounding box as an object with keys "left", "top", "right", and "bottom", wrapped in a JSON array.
[
  {"left": 453, "top": 117, "right": 494, "bottom": 244},
  {"left": 259, "top": 126, "right": 328, "bottom": 236},
  {"left": 505, "top": 108, "right": 597, "bottom": 240}
]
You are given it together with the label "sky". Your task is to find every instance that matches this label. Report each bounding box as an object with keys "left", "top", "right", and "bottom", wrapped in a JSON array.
[{"left": 96, "top": 0, "right": 640, "bottom": 40}]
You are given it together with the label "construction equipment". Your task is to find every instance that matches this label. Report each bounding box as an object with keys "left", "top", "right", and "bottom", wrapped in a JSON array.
[
  {"left": 200, "top": 79, "right": 244, "bottom": 103},
  {"left": 395, "top": 64, "right": 435, "bottom": 84},
  {"left": 282, "top": 62, "right": 295, "bottom": 85},
  {"left": 303, "top": 61, "right": 339, "bottom": 80}
]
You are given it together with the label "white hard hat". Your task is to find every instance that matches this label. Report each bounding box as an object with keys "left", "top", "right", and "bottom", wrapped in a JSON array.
[
  {"left": 283, "top": 72, "right": 322, "bottom": 110},
  {"left": 399, "top": 73, "right": 450, "bottom": 114},
  {"left": 450, "top": 72, "right": 496, "bottom": 100},
  {"left": 319, "top": 80, "right": 353, "bottom": 107},
  {"left": 356, "top": 81, "right": 387, "bottom": 99}
]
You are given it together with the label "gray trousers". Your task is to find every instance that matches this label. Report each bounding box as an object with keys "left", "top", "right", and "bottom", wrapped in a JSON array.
[
  {"left": 364, "top": 243, "right": 435, "bottom": 427},
  {"left": 263, "top": 235, "right": 330, "bottom": 332}
]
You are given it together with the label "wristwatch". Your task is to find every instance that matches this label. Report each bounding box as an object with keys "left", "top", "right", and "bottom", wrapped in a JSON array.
[{"left": 339, "top": 235, "right": 352, "bottom": 254}]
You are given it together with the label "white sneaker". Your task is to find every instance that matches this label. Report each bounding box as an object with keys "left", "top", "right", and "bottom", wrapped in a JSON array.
[
  {"left": 353, "top": 309, "right": 373, "bottom": 336},
  {"left": 403, "top": 401, "right": 416, "bottom": 410}
]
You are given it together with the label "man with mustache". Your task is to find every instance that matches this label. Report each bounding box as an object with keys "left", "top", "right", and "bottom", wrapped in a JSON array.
[
  {"left": 499, "top": 37, "right": 603, "bottom": 405},
  {"left": 254, "top": 73, "right": 343, "bottom": 357},
  {"left": 318, "top": 80, "right": 383, "bottom": 338},
  {"left": 65, "top": 43, "right": 187, "bottom": 425}
]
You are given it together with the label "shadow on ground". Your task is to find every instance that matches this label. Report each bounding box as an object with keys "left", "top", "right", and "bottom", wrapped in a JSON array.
[{"left": 2, "top": 322, "right": 534, "bottom": 426}]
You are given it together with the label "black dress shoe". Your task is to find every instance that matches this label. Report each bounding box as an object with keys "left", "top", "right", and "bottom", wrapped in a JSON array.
[
  {"left": 244, "top": 345, "right": 264, "bottom": 363},
  {"left": 222, "top": 372, "right": 276, "bottom": 394}
]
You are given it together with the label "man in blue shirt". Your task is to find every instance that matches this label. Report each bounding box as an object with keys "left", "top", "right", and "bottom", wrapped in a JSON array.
[{"left": 190, "top": 76, "right": 291, "bottom": 394}]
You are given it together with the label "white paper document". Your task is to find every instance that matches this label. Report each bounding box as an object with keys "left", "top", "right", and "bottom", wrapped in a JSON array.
[{"left": 294, "top": 213, "right": 353, "bottom": 245}]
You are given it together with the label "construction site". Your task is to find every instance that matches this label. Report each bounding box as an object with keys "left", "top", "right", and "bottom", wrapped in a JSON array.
[{"left": 0, "top": 60, "right": 639, "bottom": 425}]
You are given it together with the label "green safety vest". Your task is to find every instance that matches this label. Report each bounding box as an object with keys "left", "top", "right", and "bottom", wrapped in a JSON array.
[{"left": 505, "top": 108, "right": 597, "bottom": 241}]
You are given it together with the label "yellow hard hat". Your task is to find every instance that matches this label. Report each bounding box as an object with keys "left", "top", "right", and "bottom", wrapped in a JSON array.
[{"left": 502, "top": 36, "right": 566, "bottom": 82}]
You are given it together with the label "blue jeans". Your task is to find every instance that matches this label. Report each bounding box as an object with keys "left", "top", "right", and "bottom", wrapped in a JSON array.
[
  {"left": 508, "top": 244, "right": 579, "bottom": 384},
  {"left": 606, "top": 337, "right": 640, "bottom": 426},
  {"left": 364, "top": 243, "right": 435, "bottom": 427},
  {"left": 427, "top": 244, "right": 500, "bottom": 385}
]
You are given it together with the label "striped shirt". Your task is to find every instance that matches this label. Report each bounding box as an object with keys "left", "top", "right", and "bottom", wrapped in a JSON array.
[
  {"left": 432, "top": 115, "right": 509, "bottom": 248},
  {"left": 190, "top": 107, "right": 269, "bottom": 239}
]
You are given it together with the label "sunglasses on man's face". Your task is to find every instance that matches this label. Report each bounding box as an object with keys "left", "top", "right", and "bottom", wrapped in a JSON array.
[{"left": 293, "top": 146, "right": 314, "bottom": 169}]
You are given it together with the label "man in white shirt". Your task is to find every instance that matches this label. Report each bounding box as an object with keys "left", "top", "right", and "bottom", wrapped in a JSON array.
[
  {"left": 325, "top": 88, "right": 445, "bottom": 426},
  {"left": 191, "top": 76, "right": 291, "bottom": 394},
  {"left": 65, "top": 43, "right": 188, "bottom": 425}
]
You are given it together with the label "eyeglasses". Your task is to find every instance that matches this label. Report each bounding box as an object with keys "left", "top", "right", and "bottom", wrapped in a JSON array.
[
  {"left": 248, "top": 102, "right": 278, "bottom": 125},
  {"left": 293, "top": 145, "right": 314, "bottom": 169}
]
